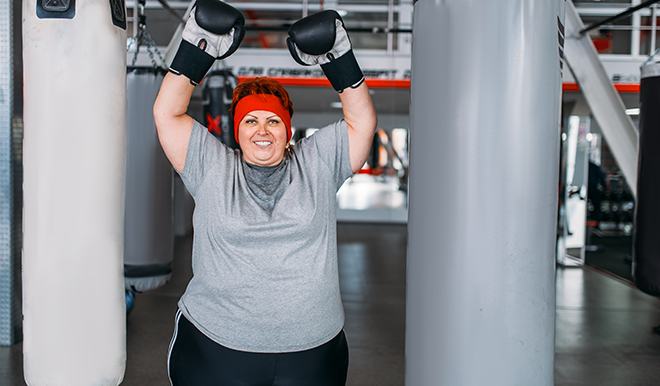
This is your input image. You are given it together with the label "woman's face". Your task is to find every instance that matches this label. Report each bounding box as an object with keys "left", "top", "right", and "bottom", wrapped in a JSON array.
[{"left": 238, "top": 110, "right": 289, "bottom": 167}]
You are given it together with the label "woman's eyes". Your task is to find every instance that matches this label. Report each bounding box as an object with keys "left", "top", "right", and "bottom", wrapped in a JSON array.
[{"left": 244, "top": 118, "right": 281, "bottom": 125}]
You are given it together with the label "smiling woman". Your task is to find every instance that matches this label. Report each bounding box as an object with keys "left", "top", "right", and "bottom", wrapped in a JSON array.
[
  {"left": 152, "top": 3, "right": 376, "bottom": 385},
  {"left": 230, "top": 79, "right": 294, "bottom": 166},
  {"left": 237, "top": 109, "right": 289, "bottom": 166}
]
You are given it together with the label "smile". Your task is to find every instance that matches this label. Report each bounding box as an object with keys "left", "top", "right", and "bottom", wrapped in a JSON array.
[{"left": 254, "top": 141, "right": 272, "bottom": 146}]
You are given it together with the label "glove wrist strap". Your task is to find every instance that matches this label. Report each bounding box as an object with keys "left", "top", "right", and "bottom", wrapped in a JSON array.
[
  {"left": 320, "top": 50, "right": 365, "bottom": 92},
  {"left": 169, "top": 40, "right": 215, "bottom": 85}
]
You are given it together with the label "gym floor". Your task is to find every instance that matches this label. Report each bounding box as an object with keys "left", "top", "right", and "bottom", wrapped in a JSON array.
[{"left": 1, "top": 223, "right": 660, "bottom": 385}]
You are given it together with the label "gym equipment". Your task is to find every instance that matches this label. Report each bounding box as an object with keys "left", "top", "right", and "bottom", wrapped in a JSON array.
[
  {"left": 169, "top": 0, "right": 245, "bottom": 85},
  {"left": 124, "top": 4, "right": 174, "bottom": 295},
  {"left": 22, "top": 0, "right": 127, "bottom": 384},
  {"left": 124, "top": 67, "right": 173, "bottom": 293},
  {"left": 633, "top": 61, "right": 660, "bottom": 296},
  {"left": 406, "top": 1, "right": 563, "bottom": 385},
  {"left": 287, "top": 10, "right": 364, "bottom": 92},
  {"left": 203, "top": 67, "right": 239, "bottom": 149}
]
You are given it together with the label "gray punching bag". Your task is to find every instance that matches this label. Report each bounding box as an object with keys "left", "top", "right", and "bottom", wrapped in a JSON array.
[
  {"left": 124, "top": 67, "right": 174, "bottom": 292},
  {"left": 22, "top": 0, "right": 127, "bottom": 384},
  {"left": 406, "top": 1, "right": 563, "bottom": 385},
  {"left": 203, "top": 69, "right": 239, "bottom": 149},
  {"left": 633, "top": 62, "right": 660, "bottom": 296}
]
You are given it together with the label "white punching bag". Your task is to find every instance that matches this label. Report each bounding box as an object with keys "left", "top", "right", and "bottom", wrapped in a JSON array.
[
  {"left": 22, "top": 0, "right": 127, "bottom": 384},
  {"left": 406, "top": 0, "right": 563, "bottom": 385}
]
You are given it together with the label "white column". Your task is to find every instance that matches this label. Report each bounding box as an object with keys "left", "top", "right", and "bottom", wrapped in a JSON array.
[
  {"left": 398, "top": 0, "right": 413, "bottom": 55},
  {"left": 632, "top": 0, "right": 642, "bottom": 57}
]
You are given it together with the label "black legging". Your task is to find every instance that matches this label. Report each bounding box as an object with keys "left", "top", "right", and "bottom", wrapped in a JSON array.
[{"left": 168, "top": 311, "right": 349, "bottom": 386}]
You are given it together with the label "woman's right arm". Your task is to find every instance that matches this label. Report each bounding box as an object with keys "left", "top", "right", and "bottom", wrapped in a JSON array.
[
  {"left": 154, "top": 0, "right": 245, "bottom": 172},
  {"left": 153, "top": 72, "right": 196, "bottom": 172}
]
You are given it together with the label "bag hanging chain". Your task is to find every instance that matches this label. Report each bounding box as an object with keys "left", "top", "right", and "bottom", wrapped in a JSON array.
[
  {"left": 644, "top": 47, "right": 660, "bottom": 66},
  {"left": 129, "top": 0, "right": 167, "bottom": 69}
]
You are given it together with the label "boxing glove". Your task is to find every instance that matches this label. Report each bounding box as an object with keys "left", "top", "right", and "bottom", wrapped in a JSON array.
[
  {"left": 287, "top": 10, "right": 364, "bottom": 92},
  {"left": 170, "top": 0, "right": 245, "bottom": 85}
]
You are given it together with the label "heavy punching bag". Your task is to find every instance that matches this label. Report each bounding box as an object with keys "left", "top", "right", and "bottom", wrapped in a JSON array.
[
  {"left": 406, "top": 1, "right": 563, "bottom": 385},
  {"left": 203, "top": 68, "right": 239, "bottom": 149},
  {"left": 22, "top": 0, "right": 127, "bottom": 384},
  {"left": 633, "top": 62, "right": 660, "bottom": 296},
  {"left": 124, "top": 67, "right": 173, "bottom": 293}
]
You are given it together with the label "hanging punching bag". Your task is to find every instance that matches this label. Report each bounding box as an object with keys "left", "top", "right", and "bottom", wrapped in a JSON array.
[
  {"left": 124, "top": 67, "right": 174, "bottom": 293},
  {"left": 633, "top": 62, "right": 660, "bottom": 296},
  {"left": 22, "top": 0, "right": 127, "bottom": 384},
  {"left": 203, "top": 68, "right": 239, "bottom": 149},
  {"left": 406, "top": 0, "right": 563, "bottom": 385}
]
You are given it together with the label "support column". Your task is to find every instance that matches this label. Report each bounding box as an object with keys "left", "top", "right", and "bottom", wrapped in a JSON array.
[
  {"left": 405, "top": 1, "right": 563, "bottom": 385},
  {"left": 0, "top": 0, "right": 23, "bottom": 347}
]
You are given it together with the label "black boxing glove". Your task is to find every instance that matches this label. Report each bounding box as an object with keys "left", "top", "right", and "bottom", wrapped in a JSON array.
[
  {"left": 170, "top": 0, "right": 245, "bottom": 85},
  {"left": 287, "top": 10, "right": 365, "bottom": 92}
]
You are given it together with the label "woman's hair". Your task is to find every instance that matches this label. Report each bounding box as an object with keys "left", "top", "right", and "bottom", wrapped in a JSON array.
[{"left": 230, "top": 77, "right": 294, "bottom": 118}]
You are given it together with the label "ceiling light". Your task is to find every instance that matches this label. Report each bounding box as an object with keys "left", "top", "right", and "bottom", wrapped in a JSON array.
[
  {"left": 330, "top": 101, "right": 343, "bottom": 109},
  {"left": 625, "top": 108, "right": 640, "bottom": 116},
  {"left": 336, "top": 10, "right": 348, "bottom": 17}
]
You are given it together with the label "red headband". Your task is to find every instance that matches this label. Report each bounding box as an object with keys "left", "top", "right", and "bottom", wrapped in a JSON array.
[{"left": 233, "top": 94, "right": 292, "bottom": 144}]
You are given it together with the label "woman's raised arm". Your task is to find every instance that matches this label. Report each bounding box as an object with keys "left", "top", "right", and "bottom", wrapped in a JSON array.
[
  {"left": 286, "top": 10, "right": 378, "bottom": 173},
  {"left": 153, "top": 73, "right": 195, "bottom": 172},
  {"left": 153, "top": 0, "right": 246, "bottom": 172},
  {"left": 339, "top": 83, "right": 378, "bottom": 173}
]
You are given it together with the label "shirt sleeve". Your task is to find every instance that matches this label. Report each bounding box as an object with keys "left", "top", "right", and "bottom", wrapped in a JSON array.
[
  {"left": 179, "top": 120, "right": 233, "bottom": 197},
  {"left": 300, "top": 119, "right": 354, "bottom": 190}
]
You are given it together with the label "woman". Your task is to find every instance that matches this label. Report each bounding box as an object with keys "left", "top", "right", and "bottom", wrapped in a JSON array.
[{"left": 153, "top": 3, "right": 377, "bottom": 385}]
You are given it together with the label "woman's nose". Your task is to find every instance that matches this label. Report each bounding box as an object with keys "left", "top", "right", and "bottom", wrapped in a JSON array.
[{"left": 256, "top": 123, "right": 269, "bottom": 134}]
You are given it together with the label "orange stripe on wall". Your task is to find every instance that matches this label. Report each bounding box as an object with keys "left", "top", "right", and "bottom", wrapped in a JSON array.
[
  {"left": 613, "top": 83, "right": 640, "bottom": 93},
  {"left": 563, "top": 82, "right": 640, "bottom": 93},
  {"left": 238, "top": 76, "right": 411, "bottom": 89},
  {"left": 238, "top": 77, "right": 638, "bottom": 92}
]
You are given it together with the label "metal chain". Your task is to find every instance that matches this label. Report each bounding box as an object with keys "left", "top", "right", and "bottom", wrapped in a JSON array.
[
  {"left": 140, "top": 24, "right": 167, "bottom": 68},
  {"left": 644, "top": 46, "right": 660, "bottom": 66},
  {"left": 128, "top": 1, "right": 167, "bottom": 69},
  {"left": 130, "top": 35, "right": 140, "bottom": 66}
]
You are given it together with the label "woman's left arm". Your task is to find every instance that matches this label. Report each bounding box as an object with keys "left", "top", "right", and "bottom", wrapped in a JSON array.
[
  {"left": 285, "top": 10, "right": 376, "bottom": 172},
  {"left": 340, "top": 82, "right": 378, "bottom": 173}
]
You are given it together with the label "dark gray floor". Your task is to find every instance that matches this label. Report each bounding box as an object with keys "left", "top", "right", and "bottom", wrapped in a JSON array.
[
  {"left": 2, "top": 223, "right": 660, "bottom": 385},
  {"left": 555, "top": 267, "right": 660, "bottom": 386}
]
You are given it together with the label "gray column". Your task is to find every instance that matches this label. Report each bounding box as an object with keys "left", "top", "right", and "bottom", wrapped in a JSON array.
[
  {"left": 0, "top": 0, "right": 22, "bottom": 346},
  {"left": 405, "top": 1, "right": 563, "bottom": 385}
]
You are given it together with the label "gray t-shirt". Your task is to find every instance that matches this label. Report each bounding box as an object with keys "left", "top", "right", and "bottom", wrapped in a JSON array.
[{"left": 178, "top": 119, "right": 353, "bottom": 353}]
